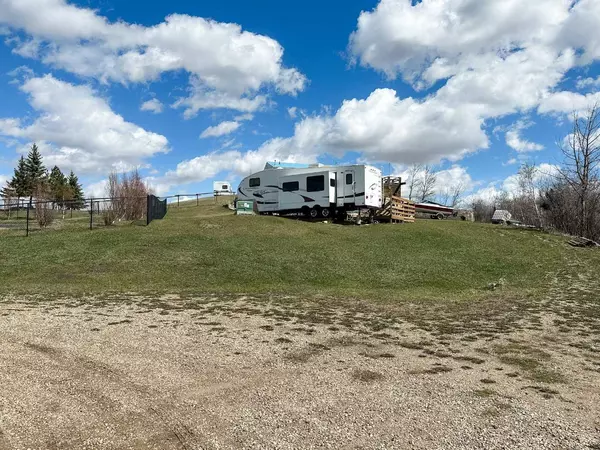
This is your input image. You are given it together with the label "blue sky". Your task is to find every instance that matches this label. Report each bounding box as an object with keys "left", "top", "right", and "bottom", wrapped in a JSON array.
[{"left": 1, "top": 0, "right": 600, "bottom": 201}]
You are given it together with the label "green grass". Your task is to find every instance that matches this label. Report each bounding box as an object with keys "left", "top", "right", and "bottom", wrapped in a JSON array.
[{"left": 0, "top": 197, "right": 598, "bottom": 301}]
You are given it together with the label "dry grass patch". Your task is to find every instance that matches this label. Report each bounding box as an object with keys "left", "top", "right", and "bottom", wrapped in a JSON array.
[{"left": 352, "top": 369, "right": 384, "bottom": 383}]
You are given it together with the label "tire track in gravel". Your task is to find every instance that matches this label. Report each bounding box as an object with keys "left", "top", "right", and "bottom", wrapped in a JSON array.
[{"left": 12, "top": 338, "right": 203, "bottom": 449}]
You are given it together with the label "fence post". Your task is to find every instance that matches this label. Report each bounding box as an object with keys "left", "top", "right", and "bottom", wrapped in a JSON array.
[
  {"left": 196, "top": 193, "right": 199, "bottom": 206},
  {"left": 90, "top": 198, "right": 93, "bottom": 230},
  {"left": 25, "top": 196, "right": 32, "bottom": 237},
  {"left": 177, "top": 195, "right": 180, "bottom": 208},
  {"left": 146, "top": 194, "right": 151, "bottom": 226}
]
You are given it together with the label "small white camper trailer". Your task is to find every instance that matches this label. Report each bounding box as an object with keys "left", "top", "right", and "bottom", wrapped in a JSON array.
[
  {"left": 237, "top": 162, "right": 382, "bottom": 218},
  {"left": 213, "top": 181, "right": 232, "bottom": 196}
]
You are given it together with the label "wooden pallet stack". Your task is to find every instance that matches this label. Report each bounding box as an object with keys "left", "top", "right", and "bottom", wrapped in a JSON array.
[
  {"left": 376, "top": 196, "right": 415, "bottom": 223},
  {"left": 391, "top": 196, "right": 415, "bottom": 223}
]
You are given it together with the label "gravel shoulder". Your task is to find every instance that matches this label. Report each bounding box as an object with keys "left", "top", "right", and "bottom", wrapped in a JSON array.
[{"left": 0, "top": 292, "right": 599, "bottom": 449}]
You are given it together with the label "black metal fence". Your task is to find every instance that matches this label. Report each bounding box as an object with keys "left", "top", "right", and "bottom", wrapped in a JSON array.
[
  {"left": 147, "top": 195, "right": 167, "bottom": 225},
  {"left": 0, "top": 195, "right": 162, "bottom": 236},
  {"left": 0, "top": 191, "right": 233, "bottom": 236}
]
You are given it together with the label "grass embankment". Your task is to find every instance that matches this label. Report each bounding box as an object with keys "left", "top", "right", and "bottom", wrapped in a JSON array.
[{"left": 0, "top": 197, "right": 597, "bottom": 300}]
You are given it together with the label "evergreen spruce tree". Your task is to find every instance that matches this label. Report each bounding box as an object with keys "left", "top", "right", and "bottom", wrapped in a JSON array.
[
  {"left": 1, "top": 156, "right": 28, "bottom": 216},
  {"left": 4, "top": 156, "right": 29, "bottom": 198},
  {"left": 24, "top": 143, "right": 46, "bottom": 194},
  {"left": 48, "top": 166, "right": 71, "bottom": 207},
  {"left": 0, "top": 182, "right": 16, "bottom": 201},
  {"left": 67, "top": 171, "right": 85, "bottom": 209}
]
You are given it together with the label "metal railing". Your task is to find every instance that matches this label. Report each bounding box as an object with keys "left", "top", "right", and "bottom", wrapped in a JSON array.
[{"left": 0, "top": 191, "right": 234, "bottom": 236}]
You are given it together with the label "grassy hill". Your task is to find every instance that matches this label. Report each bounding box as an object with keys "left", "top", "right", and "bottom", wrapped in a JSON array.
[{"left": 1, "top": 197, "right": 597, "bottom": 301}]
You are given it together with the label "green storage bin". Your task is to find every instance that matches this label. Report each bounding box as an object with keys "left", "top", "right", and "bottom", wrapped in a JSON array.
[{"left": 236, "top": 199, "right": 255, "bottom": 215}]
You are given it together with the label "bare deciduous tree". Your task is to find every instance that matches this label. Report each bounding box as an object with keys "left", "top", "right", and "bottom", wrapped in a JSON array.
[
  {"left": 439, "top": 181, "right": 466, "bottom": 207},
  {"left": 406, "top": 164, "right": 423, "bottom": 200},
  {"left": 515, "top": 163, "right": 543, "bottom": 227},
  {"left": 418, "top": 165, "right": 437, "bottom": 202},
  {"left": 449, "top": 181, "right": 466, "bottom": 208},
  {"left": 557, "top": 103, "right": 600, "bottom": 238}
]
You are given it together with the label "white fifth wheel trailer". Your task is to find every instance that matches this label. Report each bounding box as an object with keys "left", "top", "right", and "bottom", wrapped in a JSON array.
[{"left": 237, "top": 163, "right": 382, "bottom": 219}]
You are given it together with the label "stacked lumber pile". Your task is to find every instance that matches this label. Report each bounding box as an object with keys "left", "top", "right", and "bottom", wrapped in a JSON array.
[
  {"left": 376, "top": 196, "right": 415, "bottom": 223},
  {"left": 567, "top": 236, "right": 599, "bottom": 247},
  {"left": 391, "top": 196, "right": 415, "bottom": 223}
]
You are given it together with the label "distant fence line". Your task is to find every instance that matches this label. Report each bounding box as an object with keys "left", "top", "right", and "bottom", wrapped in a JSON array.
[
  {"left": 0, "top": 190, "right": 232, "bottom": 237},
  {"left": 163, "top": 191, "right": 232, "bottom": 207}
]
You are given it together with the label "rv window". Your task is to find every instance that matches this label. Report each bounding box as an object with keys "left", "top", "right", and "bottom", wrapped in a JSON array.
[
  {"left": 330, "top": 178, "right": 336, "bottom": 187},
  {"left": 249, "top": 178, "right": 260, "bottom": 187},
  {"left": 346, "top": 173, "right": 353, "bottom": 185},
  {"left": 221, "top": 184, "right": 228, "bottom": 190},
  {"left": 282, "top": 181, "right": 299, "bottom": 192},
  {"left": 307, "top": 175, "right": 325, "bottom": 192}
]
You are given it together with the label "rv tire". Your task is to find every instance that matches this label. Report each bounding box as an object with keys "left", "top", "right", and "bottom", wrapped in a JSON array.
[
  {"left": 320, "top": 207, "right": 331, "bottom": 218},
  {"left": 309, "top": 206, "right": 320, "bottom": 219}
]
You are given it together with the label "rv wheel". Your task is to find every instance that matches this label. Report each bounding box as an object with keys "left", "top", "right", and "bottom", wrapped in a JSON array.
[
  {"left": 309, "top": 207, "right": 320, "bottom": 219},
  {"left": 436, "top": 213, "right": 444, "bottom": 220},
  {"left": 320, "top": 207, "right": 331, "bottom": 218}
]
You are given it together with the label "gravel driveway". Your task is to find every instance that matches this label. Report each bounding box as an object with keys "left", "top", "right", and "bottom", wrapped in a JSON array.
[{"left": 0, "top": 294, "right": 599, "bottom": 449}]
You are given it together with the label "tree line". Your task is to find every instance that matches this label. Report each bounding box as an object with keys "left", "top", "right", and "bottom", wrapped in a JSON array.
[
  {"left": 471, "top": 104, "right": 600, "bottom": 242},
  {"left": 1, "top": 143, "right": 85, "bottom": 209}
]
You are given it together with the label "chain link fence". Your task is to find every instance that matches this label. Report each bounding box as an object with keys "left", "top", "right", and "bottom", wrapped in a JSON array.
[
  {"left": 0, "top": 195, "right": 162, "bottom": 236},
  {"left": 0, "top": 191, "right": 229, "bottom": 236}
]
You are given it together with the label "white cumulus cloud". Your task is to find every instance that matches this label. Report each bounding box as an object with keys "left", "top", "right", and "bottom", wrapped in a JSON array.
[
  {"left": 234, "top": 88, "right": 488, "bottom": 167},
  {"left": 349, "top": 0, "right": 594, "bottom": 85},
  {"left": 538, "top": 91, "right": 600, "bottom": 115},
  {"left": 576, "top": 76, "right": 600, "bottom": 90},
  {"left": 200, "top": 121, "right": 241, "bottom": 139},
  {"left": 337, "top": 0, "right": 600, "bottom": 166},
  {"left": 140, "top": 98, "right": 164, "bottom": 114},
  {"left": 505, "top": 121, "right": 544, "bottom": 152},
  {"left": 0, "top": 74, "right": 169, "bottom": 174},
  {"left": 0, "top": 0, "right": 306, "bottom": 116}
]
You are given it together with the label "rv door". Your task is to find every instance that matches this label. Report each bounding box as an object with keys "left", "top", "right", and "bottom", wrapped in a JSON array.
[
  {"left": 329, "top": 172, "right": 336, "bottom": 205},
  {"left": 337, "top": 169, "right": 355, "bottom": 206}
]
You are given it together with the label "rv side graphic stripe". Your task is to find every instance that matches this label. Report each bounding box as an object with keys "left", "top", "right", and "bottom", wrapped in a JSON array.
[{"left": 300, "top": 195, "right": 315, "bottom": 202}]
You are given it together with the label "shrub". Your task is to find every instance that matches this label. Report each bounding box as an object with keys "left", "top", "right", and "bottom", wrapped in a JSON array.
[
  {"left": 103, "top": 208, "right": 116, "bottom": 226},
  {"left": 34, "top": 184, "right": 54, "bottom": 228},
  {"left": 106, "top": 169, "right": 150, "bottom": 221}
]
